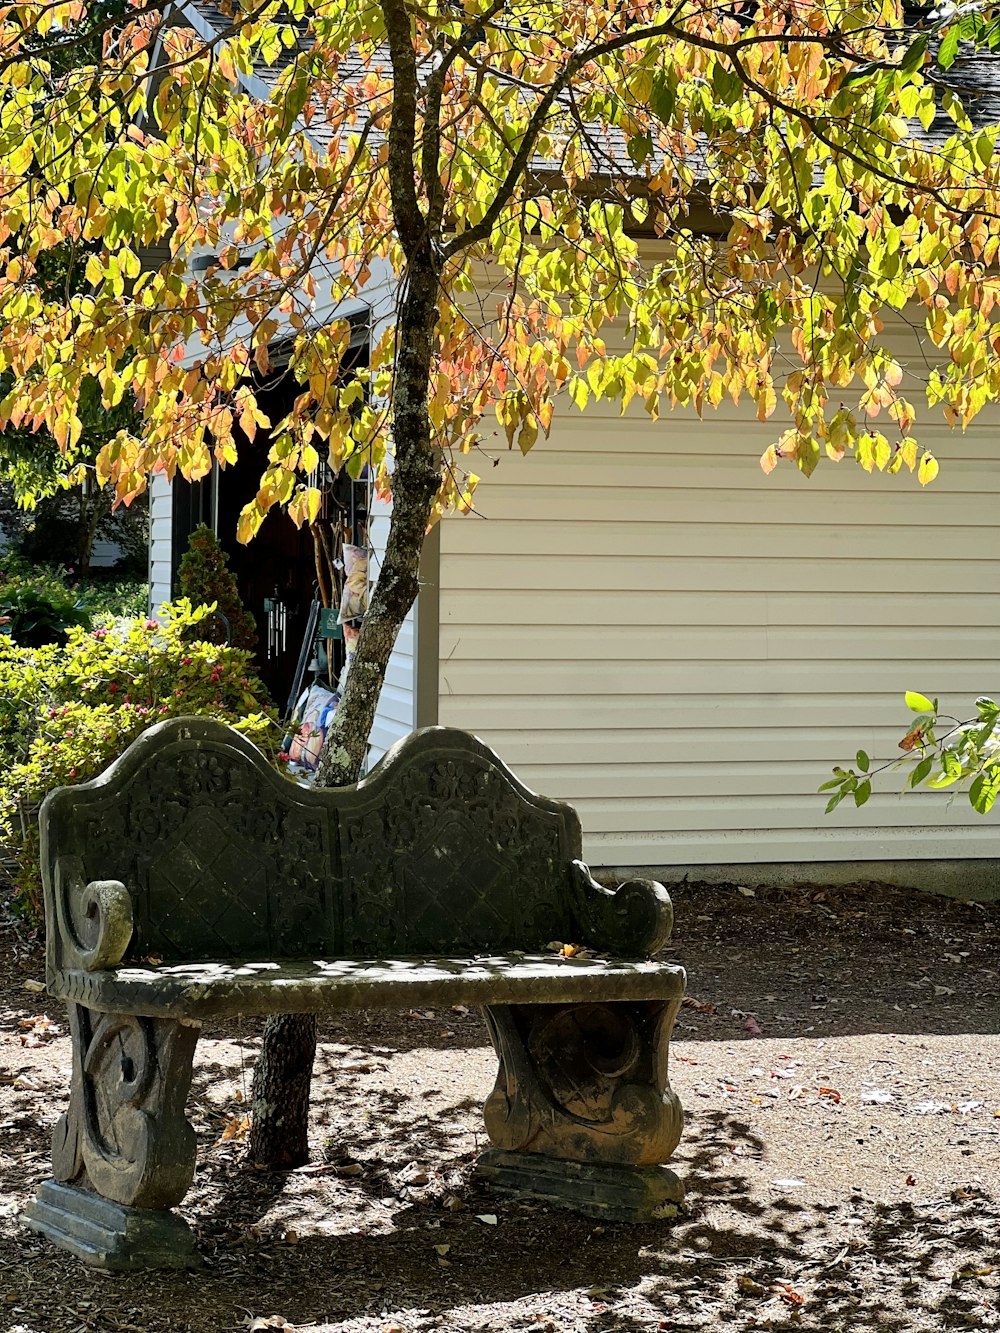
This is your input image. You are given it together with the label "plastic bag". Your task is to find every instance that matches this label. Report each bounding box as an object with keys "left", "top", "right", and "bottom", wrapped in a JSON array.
[{"left": 338, "top": 544, "right": 368, "bottom": 624}]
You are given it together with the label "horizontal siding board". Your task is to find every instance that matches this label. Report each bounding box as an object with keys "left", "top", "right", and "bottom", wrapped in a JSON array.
[
  {"left": 512, "top": 404, "right": 1000, "bottom": 448},
  {"left": 437, "top": 333, "right": 999, "bottom": 866},
  {"left": 439, "top": 623, "right": 998, "bottom": 660},
  {"left": 439, "top": 521, "right": 996, "bottom": 560},
  {"left": 439, "top": 659, "right": 989, "bottom": 696},
  {"left": 467, "top": 486, "right": 998, "bottom": 526},
  {"left": 485, "top": 452, "right": 1000, "bottom": 493},
  {"left": 568, "top": 795, "right": 968, "bottom": 834},
  {"left": 483, "top": 761, "right": 899, "bottom": 801},
  {"left": 439, "top": 588, "right": 1000, "bottom": 627},
  {"left": 582, "top": 828, "right": 999, "bottom": 863},
  {"left": 435, "top": 726, "right": 950, "bottom": 766},
  {"left": 437, "top": 693, "right": 950, "bottom": 732}
]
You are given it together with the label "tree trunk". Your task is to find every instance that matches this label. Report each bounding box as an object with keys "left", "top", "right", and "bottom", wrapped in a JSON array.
[
  {"left": 248, "top": 1013, "right": 318, "bottom": 1167},
  {"left": 249, "top": 255, "right": 442, "bottom": 1168}
]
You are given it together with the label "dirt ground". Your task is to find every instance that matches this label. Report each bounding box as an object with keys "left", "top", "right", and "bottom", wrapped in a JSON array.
[{"left": 1, "top": 881, "right": 998, "bottom": 1333}]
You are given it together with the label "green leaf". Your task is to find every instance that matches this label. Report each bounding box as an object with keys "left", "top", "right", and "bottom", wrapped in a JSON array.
[
  {"left": 825, "top": 791, "right": 847, "bottom": 814},
  {"left": 969, "top": 767, "right": 1000, "bottom": 814},
  {"left": 905, "top": 691, "right": 935, "bottom": 714},
  {"left": 854, "top": 779, "right": 872, "bottom": 807},
  {"left": 938, "top": 26, "right": 960, "bottom": 71},
  {"left": 901, "top": 33, "right": 929, "bottom": 76},
  {"left": 910, "top": 756, "right": 933, "bottom": 788},
  {"left": 650, "top": 72, "right": 677, "bottom": 126},
  {"left": 842, "top": 59, "right": 886, "bottom": 87},
  {"left": 856, "top": 749, "right": 870, "bottom": 773},
  {"left": 818, "top": 777, "right": 844, "bottom": 791},
  {"left": 975, "top": 696, "right": 999, "bottom": 722},
  {"left": 870, "top": 71, "right": 893, "bottom": 122}
]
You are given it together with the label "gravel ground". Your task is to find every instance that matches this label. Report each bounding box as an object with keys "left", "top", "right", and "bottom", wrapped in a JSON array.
[{"left": 1, "top": 881, "right": 998, "bottom": 1332}]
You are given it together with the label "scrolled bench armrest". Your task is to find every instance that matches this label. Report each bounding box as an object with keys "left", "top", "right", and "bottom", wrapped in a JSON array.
[
  {"left": 568, "top": 859, "right": 674, "bottom": 958},
  {"left": 48, "top": 855, "right": 134, "bottom": 973}
]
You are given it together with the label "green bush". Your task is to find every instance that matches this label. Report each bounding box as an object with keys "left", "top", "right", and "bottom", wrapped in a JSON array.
[
  {"left": 0, "top": 554, "right": 147, "bottom": 634},
  {"left": 178, "top": 525, "right": 257, "bottom": 653},
  {"left": 0, "top": 599, "right": 281, "bottom": 925},
  {"left": 75, "top": 577, "right": 148, "bottom": 622},
  {"left": 0, "top": 579, "right": 92, "bottom": 647}
]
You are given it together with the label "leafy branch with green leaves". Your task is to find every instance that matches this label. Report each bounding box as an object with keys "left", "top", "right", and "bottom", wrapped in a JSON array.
[{"left": 822, "top": 691, "right": 1000, "bottom": 815}]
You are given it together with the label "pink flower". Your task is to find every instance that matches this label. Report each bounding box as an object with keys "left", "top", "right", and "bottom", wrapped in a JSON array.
[{"left": 144, "top": 619, "right": 158, "bottom": 630}]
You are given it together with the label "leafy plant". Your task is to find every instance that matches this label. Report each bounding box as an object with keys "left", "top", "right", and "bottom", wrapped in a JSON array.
[
  {"left": 177, "top": 525, "right": 257, "bottom": 653},
  {"left": 75, "top": 577, "right": 148, "bottom": 622},
  {"left": 0, "top": 583, "right": 91, "bottom": 647},
  {"left": 822, "top": 693, "right": 1000, "bottom": 815},
  {"left": 0, "top": 600, "right": 280, "bottom": 923}
]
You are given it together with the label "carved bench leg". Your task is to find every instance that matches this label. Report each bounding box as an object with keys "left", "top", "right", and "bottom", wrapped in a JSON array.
[
  {"left": 476, "top": 997, "right": 686, "bottom": 1222},
  {"left": 24, "top": 1003, "right": 201, "bottom": 1269}
]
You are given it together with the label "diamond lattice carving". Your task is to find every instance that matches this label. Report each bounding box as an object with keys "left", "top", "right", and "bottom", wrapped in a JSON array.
[{"left": 146, "top": 808, "right": 271, "bottom": 959}]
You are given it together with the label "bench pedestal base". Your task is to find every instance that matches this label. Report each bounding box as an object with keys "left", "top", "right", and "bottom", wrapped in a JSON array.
[
  {"left": 23, "top": 1181, "right": 200, "bottom": 1270},
  {"left": 474, "top": 1149, "right": 686, "bottom": 1223}
]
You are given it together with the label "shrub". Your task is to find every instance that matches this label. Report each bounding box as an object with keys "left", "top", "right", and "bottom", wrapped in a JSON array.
[
  {"left": 0, "top": 556, "right": 147, "bottom": 633},
  {"left": 0, "top": 580, "right": 92, "bottom": 647},
  {"left": 75, "top": 576, "right": 148, "bottom": 623},
  {"left": 177, "top": 524, "right": 257, "bottom": 653},
  {"left": 0, "top": 600, "right": 281, "bottom": 924}
]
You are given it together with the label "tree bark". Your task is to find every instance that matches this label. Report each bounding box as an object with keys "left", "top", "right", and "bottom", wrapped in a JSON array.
[{"left": 248, "top": 1013, "right": 318, "bottom": 1168}]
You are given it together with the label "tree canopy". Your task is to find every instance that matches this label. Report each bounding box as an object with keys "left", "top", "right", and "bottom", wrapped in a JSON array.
[{"left": 4, "top": 0, "right": 1000, "bottom": 781}]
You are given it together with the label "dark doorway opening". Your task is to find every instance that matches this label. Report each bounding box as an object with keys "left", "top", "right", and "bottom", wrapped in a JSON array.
[{"left": 169, "top": 341, "right": 371, "bottom": 708}]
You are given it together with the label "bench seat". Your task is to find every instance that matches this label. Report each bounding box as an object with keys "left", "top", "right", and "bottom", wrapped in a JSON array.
[{"left": 51, "top": 952, "right": 686, "bottom": 1020}]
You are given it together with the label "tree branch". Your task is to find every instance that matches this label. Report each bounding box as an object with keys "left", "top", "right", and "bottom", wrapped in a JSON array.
[{"left": 381, "top": 0, "right": 425, "bottom": 255}]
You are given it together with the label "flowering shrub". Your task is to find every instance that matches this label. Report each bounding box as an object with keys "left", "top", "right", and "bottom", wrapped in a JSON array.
[{"left": 0, "top": 599, "right": 281, "bottom": 924}]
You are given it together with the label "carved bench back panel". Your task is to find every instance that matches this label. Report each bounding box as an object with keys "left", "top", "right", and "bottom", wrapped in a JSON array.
[{"left": 41, "top": 719, "right": 582, "bottom": 964}]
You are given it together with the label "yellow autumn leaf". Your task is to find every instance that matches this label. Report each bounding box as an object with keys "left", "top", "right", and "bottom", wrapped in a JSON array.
[{"left": 918, "top": 452, "right": 940, "bottom": 486}]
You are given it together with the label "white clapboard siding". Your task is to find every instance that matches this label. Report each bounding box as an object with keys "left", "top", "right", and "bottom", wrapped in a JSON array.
[
  {"left": 436, "top": 322, "right": 1000, "bottom": 868},
  {"left": 367, "top": 494, "right": 417, "bottom": 766},
  {"left": 148, "top": 472, "right": 174, "bottom": 617}
]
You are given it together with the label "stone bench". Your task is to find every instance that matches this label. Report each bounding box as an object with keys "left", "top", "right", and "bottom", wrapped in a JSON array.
[{"left": 24, "top": 718, "right": 686, "bottom": 1268}]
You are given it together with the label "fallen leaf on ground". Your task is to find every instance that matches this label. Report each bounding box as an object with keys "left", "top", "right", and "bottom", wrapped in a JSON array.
[
  {"left": 22, "top": 980, "right": 45, "bottom": 993},
  {"left": 476, "top": 1214, "right": 498, "bottom": 1225},
  {"left": 744, "top": 1016, "right": 763, "bottom": 1036},
  {"left": 18, "top": 1015, "right": 60, "bottom": 1047},
  {"left": 819, "top": 1086, "right": 842, "bottom": 1103},
  {"left": 773, "top": 1283, "right": 805, "bottom": 1306},
  {"left": 861, "top": 1088, "right": 893, "bottom": 1104},
  {"left": 217, "top": 1114, "right": 250, "bottom": 1144}
]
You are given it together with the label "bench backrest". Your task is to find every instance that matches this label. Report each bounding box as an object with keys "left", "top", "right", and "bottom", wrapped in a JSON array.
[{"left": 41, "top": 718, "right": 582, "bottom": 964}]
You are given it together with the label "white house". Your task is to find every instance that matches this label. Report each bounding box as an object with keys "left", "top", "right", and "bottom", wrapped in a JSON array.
[{"left": 148, "top": 3, "right": 1000, "bottom": 896}]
